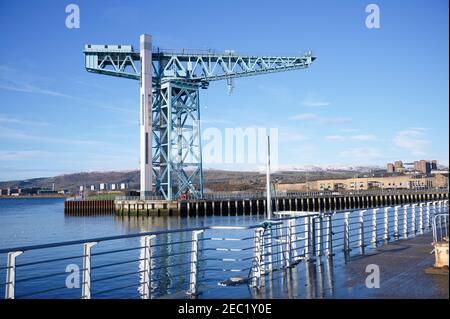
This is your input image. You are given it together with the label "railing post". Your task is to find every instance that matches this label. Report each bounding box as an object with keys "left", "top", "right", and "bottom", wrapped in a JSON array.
[
  {"left": 427, "top": 202, "right": 431, "bottom": 229},
  {"left": 142, "top": 235, "right": 156, "bottom": 299},
  {"left": 311, "top": 216, "right": 317, "bottom": 257},
  {"left": 288, "top": 219, "right": 298, "bottom": 262},
  {"left": 411, "top": 204, "right": 417, "bottom": 236},
  {"left": 266, "top": 227, "right": 273, "bottom": 272},
  {"left": 81, "top": 242, "right": 97, "bottom": 299},
  {"left": 394, "top": 205, "right": 400, "bottom": 239},
  {"left": 252, "top": 227, "right": 264, "bottom": 288},
  {"left": 316, "top": 215, "right": 323, "bottom": 256},
  {"left": 304, "top": 216, "right": 310, "bottom": 261},
  {"left": 419, "top": 203, "right": 424, "bottom": 234},
  {"left": 403, "top": 205, "right": 409, "bottom": 238},
  {"left": 359, "top": 210, "right": 366, "bottom": 255},
  {"left": 371, "top": 208, "right": 378, "bottom": 248},
  {"left": 188, "top": 230, "right": 204, "bottom": 295},
  {"left": 384, "top": 207, "right": 389, "bottom": 242},
  {"left": 285, "top": 221, "right": 292, "bottom": 267},
  {"left": 343, "top": 212, "right": 350, "bottom": 257},
  {"left": 325, "top": 214, "right": 333, "bottom": 257},
  {"left": 5, "top": 251, "right": 23, "bottom": 299},
  {"left": 278, "top": 223, "right": 284, "bottom": 267}
]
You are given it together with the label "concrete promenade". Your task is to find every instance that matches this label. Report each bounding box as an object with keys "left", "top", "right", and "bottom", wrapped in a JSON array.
[{"left": 334, "top": 232, "right": 448, "bottom": 299}]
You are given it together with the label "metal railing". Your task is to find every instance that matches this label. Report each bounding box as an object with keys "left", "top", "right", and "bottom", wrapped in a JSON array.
[
  {"left": 1, "top": 200, "right": 448, "bottom": 299},
  {"left": 432, "top": 212, "right": 449, "bottom": 243}
]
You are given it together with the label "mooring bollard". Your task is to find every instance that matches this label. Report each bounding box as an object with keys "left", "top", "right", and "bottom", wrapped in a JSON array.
[
  {"left": 142, "top": 235, "right": 156, "bottom": 299},
  {"left": 188, "top": 230, "right": 204, "bottom": 295},
  {"left": 82, "top": 242, "right": 97, "bottom": 299},
  {"left": 5, "top": 251, "right": 23, "bottom": 299}
]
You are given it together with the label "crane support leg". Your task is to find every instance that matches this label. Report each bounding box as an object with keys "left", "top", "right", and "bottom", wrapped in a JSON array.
[
  {"left": 140, "top": 34, "right": 153, "bottom": 198},
  {"left": 152, "top": 81, "right": 203, "bottom": 200}
]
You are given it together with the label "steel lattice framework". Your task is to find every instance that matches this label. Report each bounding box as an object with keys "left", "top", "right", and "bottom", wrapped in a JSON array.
[{"left": 84, "top": 34, "right": 315, "bottom": 200}]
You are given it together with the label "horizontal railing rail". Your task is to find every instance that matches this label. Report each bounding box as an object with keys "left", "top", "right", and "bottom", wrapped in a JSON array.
[{"left": 1, "top": 200, "right": 448, "bottom": 299}]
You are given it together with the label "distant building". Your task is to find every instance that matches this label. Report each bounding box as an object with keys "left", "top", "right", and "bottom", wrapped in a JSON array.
[
  {"left": 276, "top": 174, "right": 448, "bottom": 192},
  {"left": 394, "top": 160, "right": 404, "bottom": 172},
  {"left": 387, "top": 163, "right": 395, "bottom": 173},
  {"left": 431, "top": 160, "right": 438, "bottom": 170}
]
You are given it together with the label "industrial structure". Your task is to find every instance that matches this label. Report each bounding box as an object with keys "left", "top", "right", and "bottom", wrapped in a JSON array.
[{"left": 84, "top": 34, "right": 315, "bottom": 200}]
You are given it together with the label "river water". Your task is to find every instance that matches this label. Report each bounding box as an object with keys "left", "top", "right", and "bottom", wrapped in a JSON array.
[{"left": 1, "top": 197, "right": 436, "bottom": 299}]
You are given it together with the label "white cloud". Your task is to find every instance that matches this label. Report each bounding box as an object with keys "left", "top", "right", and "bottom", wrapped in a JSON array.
[
  {"left": 325, "top": 134, "right": 376, "bottom": 142},
  {"left": 0, "top": 114, "right": 49, "bottom": 126},
  {"left": 339, "top": 147, "right": 381, "bottom": 159},
  {"left": 290, "top": 113, "right": 351, "bottom": 124},
  {"left": 351, "top": 134, "right": 376, "bottom": 141},
  {"left": 393, "top": 128, "right": 431, "bottom": 156},
  {"left": 325, "top": 135, "right": 345, "bottom": 141},
  {"left": 0, "top": 150, "right": 50, "bottom": 161},
  {"left": 300, "top": 92, "right": 330, "bottom": 107}
]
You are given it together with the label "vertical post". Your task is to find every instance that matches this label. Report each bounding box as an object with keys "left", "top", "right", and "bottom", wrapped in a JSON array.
[
  {"left": 139, "top": 34, "right": 153, "bottom": 199},
  {"left": 325, "top": 214, "right": 333, "bottom": 257},
  {"left": 252, "top": 227, "right": 264, "bottom": 288},
  {"left": 371, "top": 208, "right": 378, "bottom": 248},
  {"left": 394, "top": 205, "right": 400, "bottom": 239},
  {"left": 278, "top": 223, "right": 284, "bottom": 267},
  {"left": 359, "top": 210, "right": 366, "bottom": 255},
  {"left": 82, "top": 242, "right": 97, "bottom": 299},
  {"left": 343, "top": 212, "right": 350, "bottom": 257},
  {"left": 311, "top": 216, "right": 317, "bottom": 257},
  {"left": 383, "top": 207, "right": 389, "bottom": 242},
  {"left": 5, "top": 251, "right": 23, "bottom": 299},
  {"left": 189, "top": 230, "right": 203, "bottom": 295},
  {"left": 266, "top": 135, "right": 272, "bottom": 220},
  {"left": 403, "top": 205, "right": 409, "bottom": 239},
  {"left": 303, "top": 216, "right": 310, "bottom": 260},
  {"left": 411, "top": 204, "right": 417, "bottom": 236},
  {"left": 288, "top": 219, "right": 298, "bottom": 262},
  {"left": 316, "top": 215, "right": 323, "bottom": 256},
  {"left": 142, "top": 235, "right": 156, "bottom": 299},
  {"left": 426, "top": 202, "right": 431, "bottom": 230},
  {"left": 419, "top": 203, "right": 424, "bottom": 234},
  {"left": 285, "top": 221, "right": 292, "bottom": 267},
  {"left": 266, "top": 226, "right": 273, "bottom": 272}
]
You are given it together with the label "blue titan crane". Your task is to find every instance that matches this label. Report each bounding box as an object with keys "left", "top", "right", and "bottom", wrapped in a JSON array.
[{"left": 84, "top": 34, "right": 315, "bottom": 200}]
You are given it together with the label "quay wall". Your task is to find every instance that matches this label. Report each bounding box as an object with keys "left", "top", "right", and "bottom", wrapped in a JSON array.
[{"left": 64, "top": 191, "right": 449, "bottom": 216}]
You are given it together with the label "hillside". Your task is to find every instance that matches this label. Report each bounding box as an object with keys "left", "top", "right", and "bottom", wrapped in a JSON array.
[{"left": 0, "top": 168, "right": 387, "bottom": 193}]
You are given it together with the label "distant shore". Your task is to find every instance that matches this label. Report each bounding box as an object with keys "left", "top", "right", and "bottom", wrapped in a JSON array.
[{"left": 0, "top": 195, "right": 71, "bottom": 199}]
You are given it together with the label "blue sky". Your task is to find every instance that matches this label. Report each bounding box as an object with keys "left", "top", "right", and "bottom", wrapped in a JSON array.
[{"left": 0, "top": 0, "right": 448, "bottom": 180}]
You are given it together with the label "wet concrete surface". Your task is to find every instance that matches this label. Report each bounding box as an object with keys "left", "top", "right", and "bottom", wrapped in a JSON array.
[{"left": 333, "top": 233, "right": 449, "bottom": 299}]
